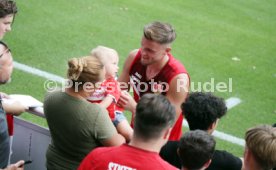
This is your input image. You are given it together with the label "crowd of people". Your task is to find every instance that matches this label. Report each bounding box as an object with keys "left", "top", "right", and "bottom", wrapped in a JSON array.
[
  {"left": 0, "top": 0, "right": 275, "bottom": 170},
  {"left": 160, "top": 92, "right": 243, "bottom": 170}
]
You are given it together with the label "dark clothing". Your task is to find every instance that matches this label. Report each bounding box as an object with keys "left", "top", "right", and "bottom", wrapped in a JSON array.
[
  {"left": 208, "top": 150, "right": 242, "bottom": 170},
  {"left": 160, "top": 141, "right": 242, "bottom": 170},
  {"left": 160, "top": 141, "right": 181, "bottom": 168},
  {"left": 0, "top": 98, "right": 9, "bottom": 168}
]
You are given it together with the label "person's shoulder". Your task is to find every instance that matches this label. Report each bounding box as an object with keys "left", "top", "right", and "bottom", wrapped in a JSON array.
[
  {"left": 85, "top": 101, "right": 106, "bottom": 114},
  {"left": 141, "top": 155, "right": 178, "bottom": 170},
  {"left": 121, "top": 49, "right": 139, "bottom": 72},
  {"left": 85, "top": 146, "right": 115, "bottom": 161},
  {"left": 44, "top": 90, "right": 63, "bottom": 102},
  {"left": 93, "top": 146, "right": 113, "bottom": 153},
  {"left": 214, "top": 150, "right": 239, "bottom": 159},
  {"left": 208, "top": 150, "right": 242, "bottom": 170},
  {"left": 157, "top": 158, "right": 179, "bottom": 170},
  {"left": 92, "top": 145, "right": 123, "bottom": 157},
  {"left": 129, "top": 49, "right": 139, "bottom": 58},
  {"left": 169, "top": 53, "right": 185, "bottom": 63},
  {"left": 167, "top": 56, "right": 186, "bottom": 70},
  {"left": 45, "top": 90, "right": 62, "bottom": 97},
  {"left": 125, "top": 49, "right": 139, "bottom": 63},
  {"left": 160, "top": 141, "right": 179, "bottom": 155}
]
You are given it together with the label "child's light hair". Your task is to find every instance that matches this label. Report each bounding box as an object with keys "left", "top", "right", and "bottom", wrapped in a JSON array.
[{"left": 90, "top": 46, "right": 119, "bottom": 65}]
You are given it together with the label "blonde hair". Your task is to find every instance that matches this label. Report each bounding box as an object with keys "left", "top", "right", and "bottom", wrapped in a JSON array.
[
  {"left": 90, "top": 45, "right": 118, "bottom": 65},
  {"left": 143, "top": 21, "right": 176, "bottom": 44},
  {"left": 67, "top": 55, "right": 104, "bottom": 89},
  {"left": 245, "top": 125, "right": 276, "bottom": 169}
]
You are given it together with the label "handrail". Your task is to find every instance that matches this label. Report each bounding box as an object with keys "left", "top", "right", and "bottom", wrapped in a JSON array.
[{"left": 26, "top": 107, "right": 45, "bottom": 118}]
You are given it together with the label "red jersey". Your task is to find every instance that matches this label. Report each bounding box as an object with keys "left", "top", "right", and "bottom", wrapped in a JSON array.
[
  {"left": 78, "top": 144, "right": 178, "bottom": 170},
  {"left": 87, "top": 78, "right": 123, "bottom": 120},
  {"left": 129, "top": 50, "right": 189, "bottom": 140}
]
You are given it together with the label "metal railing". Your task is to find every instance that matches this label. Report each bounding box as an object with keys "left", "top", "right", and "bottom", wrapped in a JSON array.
[{"left": 11, "top": 107, "right": 49, "bottom": 170}]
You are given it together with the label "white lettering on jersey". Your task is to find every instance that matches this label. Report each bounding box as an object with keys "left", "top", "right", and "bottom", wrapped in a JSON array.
[
  {"left": 87, "top": 87, "right": 105, "bottom": 101},
  {"left": 130, "top": 74, "right": 140, "bottom": 84},
  {"left": 108, "top": 162, "right": 136, "bottom": 170},
  {"left": 130, "top": 75, "right": 141, "bottom": 97},
  {"left": 135, "top": 72, "right": 142, "bottom": 79}
]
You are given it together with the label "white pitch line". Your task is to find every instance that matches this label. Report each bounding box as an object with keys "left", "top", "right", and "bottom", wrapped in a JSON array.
[
  {"left": 14, "top": 61, "right": 244, "bottom": 146},
  {"left": 226, "top": 97, "right": 242, "bottom": 110},
  {"left": 13, "top": 61, "right": 64, "bottom": 83}
]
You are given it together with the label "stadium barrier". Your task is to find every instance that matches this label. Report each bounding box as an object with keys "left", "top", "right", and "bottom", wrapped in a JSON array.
[{"left": 10, "top": 107, "right": 49, "bottom": 170}]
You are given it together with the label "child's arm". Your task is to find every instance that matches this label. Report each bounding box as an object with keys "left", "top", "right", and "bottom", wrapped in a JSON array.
[
  {"left": 98, "top": 95, "right": 114, "bottom": 108},
  {"left": 98, "top": 79, "right": 121, "bottom": 108}
]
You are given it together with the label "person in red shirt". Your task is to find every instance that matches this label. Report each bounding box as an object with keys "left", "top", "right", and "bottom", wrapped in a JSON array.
[
  {"left": 87, "top": 46, "right": 133, "bottom": 142},
  {"left": 118, "top": 21, "right": 190, "bottom": 141},
  {"left": 78, "top": 94, "right": 178, "bottom": 170}
]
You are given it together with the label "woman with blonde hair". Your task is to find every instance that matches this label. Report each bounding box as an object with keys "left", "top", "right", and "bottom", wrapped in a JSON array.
[{"left": 44, "top": 55, "right": 125, "bottom": 170}]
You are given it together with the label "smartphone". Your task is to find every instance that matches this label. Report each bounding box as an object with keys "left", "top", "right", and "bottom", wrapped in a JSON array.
[
  {"left": 19, "top": 160, "right": 32, "bottom": 167},
  {"left": 24, "top": 160, "right": 32, "bottom": 165}
]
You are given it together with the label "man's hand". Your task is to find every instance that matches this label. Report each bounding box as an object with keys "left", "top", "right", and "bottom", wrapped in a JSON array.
[
  {"left": 118, "top": 91, "right": 137, "bottom": 113},
  {"left": 3, "top": 101, "right": 28, "bottom": 116},
  {"left": 2, "top": 160, "right": 25, "bottom": 170}
]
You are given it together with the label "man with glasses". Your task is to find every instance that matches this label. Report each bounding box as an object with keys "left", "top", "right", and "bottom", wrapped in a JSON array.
[
  {"left": 0, "top": 42, "right": 27, "bottom": 169},
  {"left": 0, "top": 41, "right": 12, "bottom": 84},
  {"left": 0, "top": 0, "right": 27, "bottom": 168}
]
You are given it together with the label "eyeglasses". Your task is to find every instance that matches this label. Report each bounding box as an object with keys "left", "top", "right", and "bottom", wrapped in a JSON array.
[{"left": 0, "top": 41, "right": 11, "bottom": 58}]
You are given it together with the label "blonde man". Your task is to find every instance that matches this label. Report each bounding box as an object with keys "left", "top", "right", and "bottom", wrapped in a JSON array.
[{"left": 118, "top": 21, "right": 189, "bottom": 141}]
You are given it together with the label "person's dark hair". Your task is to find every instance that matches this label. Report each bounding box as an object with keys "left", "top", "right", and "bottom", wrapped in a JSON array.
[
  {"left": 143, "top": 21, "right": 176, "bottom": 44},
  {"left": 0, "top": 0, "right": 17, "bottom": 18},
  {"left": 134, "top": 94, "right": 176, "bottom": 140},
  {"left": 178, "top": 130, "right": 216, "bottom": 170},
  {"left": 182, "top": 92, "right": 227, "bottom": 130}
]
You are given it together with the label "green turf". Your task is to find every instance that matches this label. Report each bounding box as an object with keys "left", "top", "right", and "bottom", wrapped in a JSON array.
[{"left": 2, "top": 0, "right": 275, "bottom": 157}]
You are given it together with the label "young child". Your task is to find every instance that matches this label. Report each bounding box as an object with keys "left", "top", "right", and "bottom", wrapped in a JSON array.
[{"left": 87, "top": 46, "right": 133, "bottom": 142}]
